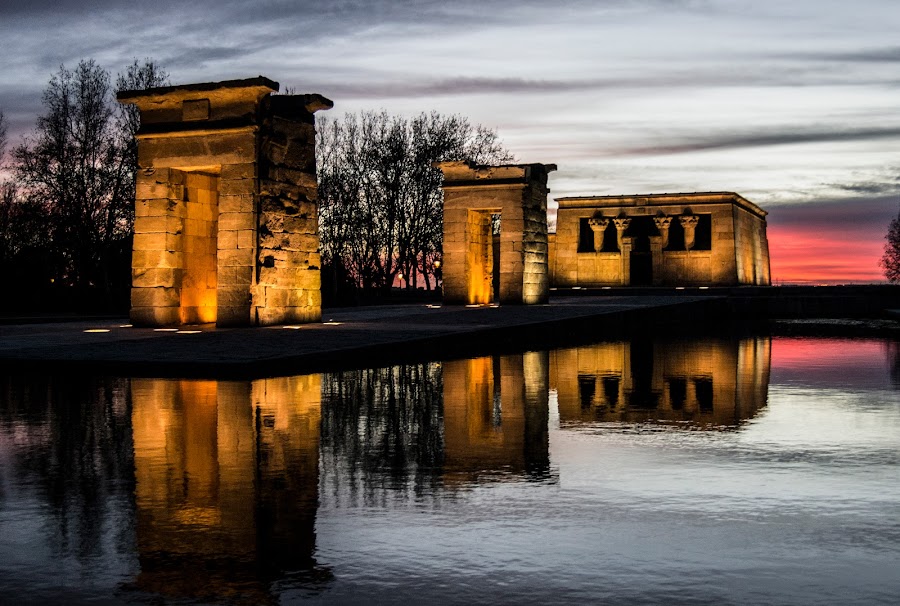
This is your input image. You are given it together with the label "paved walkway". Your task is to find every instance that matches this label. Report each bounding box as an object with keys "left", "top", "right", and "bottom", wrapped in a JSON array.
[{"left": 0, "top": 295, "right": 719, "bottom": 378}]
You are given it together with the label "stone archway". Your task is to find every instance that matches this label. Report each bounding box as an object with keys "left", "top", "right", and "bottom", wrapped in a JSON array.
[
  {"left": 118, "top": 77, "right": 332, "bottom": 326},
  {"left": 436, "top": 162, "right": 556, "bottom": 305}
]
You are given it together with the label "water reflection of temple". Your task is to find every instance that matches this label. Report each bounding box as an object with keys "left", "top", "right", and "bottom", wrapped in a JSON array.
[
  {"left": 130, "top": 376, "right": 328, "bottom": 603},
  {"left": 442, "top": 352, "right": 551, "bottom": 484},
  {"left": 550, "top": 337, "right": 771, "bottom": 427}
]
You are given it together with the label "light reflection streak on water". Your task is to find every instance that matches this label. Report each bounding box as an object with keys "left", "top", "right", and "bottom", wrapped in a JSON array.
[{"left": 0, "top": 335, "right": 897, "bottom": 605}]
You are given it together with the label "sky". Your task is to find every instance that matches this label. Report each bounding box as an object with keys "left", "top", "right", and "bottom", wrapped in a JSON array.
[{"left": 0, "top": 0, "right": 898, "bottom": 283}]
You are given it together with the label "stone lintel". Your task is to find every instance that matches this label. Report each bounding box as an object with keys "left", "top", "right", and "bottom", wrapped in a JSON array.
[
  {"left": 435, "top": 161, "right": 557, "bottom": 188},
  {"left": 118, "top": 75, "right": 334, "bottom": 138},
  {"left": 117, "top": 76, "right": 280, "bottom": 103},
  {"left": 556, "top": 192, "right": 766, "bottom": 219}
]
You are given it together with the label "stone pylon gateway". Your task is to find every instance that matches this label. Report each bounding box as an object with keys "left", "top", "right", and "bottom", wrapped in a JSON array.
[
  {"left": 435, "top": 161, "right": 556, "bottom": 305},
  {"left": 117, "top": 77, "right": 332, "bottom": 327}
]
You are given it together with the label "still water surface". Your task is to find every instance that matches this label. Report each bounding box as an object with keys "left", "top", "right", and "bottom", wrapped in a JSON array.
[{"left": 0, "top": 336, "right": 898, "bottom": 604}]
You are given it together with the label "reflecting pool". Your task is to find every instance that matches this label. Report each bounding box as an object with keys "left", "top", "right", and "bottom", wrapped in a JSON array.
[{"left": 1, "top": 336, "right": 898, "bottom": 604}]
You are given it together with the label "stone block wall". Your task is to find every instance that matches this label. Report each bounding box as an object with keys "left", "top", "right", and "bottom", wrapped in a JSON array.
[
  {"left": 253, "top": 96, "right": 324, "bottom": 325},
  {"left": 733, "top": 206, "right": 771, "bottom": 285}
]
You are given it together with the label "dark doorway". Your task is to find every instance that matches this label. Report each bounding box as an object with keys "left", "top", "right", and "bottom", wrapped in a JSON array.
[
  {"left": 624, "top": 216, "right": 656, "bottom": 286},
  {"left": 630, "top": 252, "right": 652, "bottom": 286}
]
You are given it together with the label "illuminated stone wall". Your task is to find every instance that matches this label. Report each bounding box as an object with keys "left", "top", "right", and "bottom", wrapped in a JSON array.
[
  {"left": 733, "top": 204, "right": 772, "bottom": 285},
  {"left": 436, "top": 161, "right": 556, "bottom": 305},
  {"left": 549, "top": 337, "right": 771, "bottom": 427},
  {"left": 550, "top": 192, "right": 771, "bottom": 287},
  {"left": 119, "top": 77, "right": 331, "bottom": 326}
]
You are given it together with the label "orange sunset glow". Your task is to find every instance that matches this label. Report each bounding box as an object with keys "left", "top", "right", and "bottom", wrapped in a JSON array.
[
  {"left": 766, "top": 198, "right": 897, "bottom": 285},
  {"left": 768, "top": 224, "right": 886, "bottom": 284}
]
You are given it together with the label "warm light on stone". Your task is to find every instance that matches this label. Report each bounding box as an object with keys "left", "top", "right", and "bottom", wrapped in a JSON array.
[
  {"left": 118, "top": 77, "right": 332, "bottom": 327},
  {"left": 435, "top": 161, "right": 556, "bottom": 305},
  {"left": 550, "top": 192, "right": 771, "bottom": 287}
]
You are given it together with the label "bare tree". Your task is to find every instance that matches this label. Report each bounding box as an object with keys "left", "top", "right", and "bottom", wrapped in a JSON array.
[
  {"left": 317, "top": 111, "right": 513, "bottom": 299},
  {"left": 116, "top": 58, "right": 169, "bottom": 183},
  {"left": 0, "top": 109, "right": 6, "bottom": 161},
  {"left": 881, "top": 204, "right": 900, "bottom": 283},
  {"left": 13, "top": 59, "right": 166, "bottom": 298}
]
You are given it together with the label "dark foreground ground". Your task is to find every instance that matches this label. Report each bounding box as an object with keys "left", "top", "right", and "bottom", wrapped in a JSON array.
[{"left": 0, "top": 285, "right": 897, "bottom": 378}]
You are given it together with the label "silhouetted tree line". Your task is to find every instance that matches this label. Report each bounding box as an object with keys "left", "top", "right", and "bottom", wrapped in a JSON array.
[
  {"left": 0, "top": 60, "right": 515, "bottom": 312},
  {"left": 317, "top": 111, "right": 513, "bottom": 304},
  {"left": 882, "top": 204, "right": 900, "bottom": 283},
  {"left": 0, "top": 59, "right": 167, "bottom": 313}
]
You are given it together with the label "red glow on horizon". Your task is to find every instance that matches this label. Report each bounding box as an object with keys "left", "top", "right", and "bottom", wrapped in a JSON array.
[{"left": 768, "top": 223, "right": 886, "bottom": 284}]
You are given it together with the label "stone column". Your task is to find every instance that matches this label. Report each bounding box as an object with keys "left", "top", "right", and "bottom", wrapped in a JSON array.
[
  {"left": 613, "top": 217, "right": 631, "bottom": 251},
  {"left": 253, "top": 94, "right": 331, "bottom": 325},
  {"left": 653, "top": 215, "right": 672, "bottom": 249},
  {"left": 680, "top": 215, "right": 699, "bottom": 251},
  {"left": 649, "top": 235, "right": 664, "bottom": 285},
  {"left": 620, "top": 236, "right": 634, "bottom": 286},
  {"left": 588, "top": 217, "right": 609, "bottom": 252}
]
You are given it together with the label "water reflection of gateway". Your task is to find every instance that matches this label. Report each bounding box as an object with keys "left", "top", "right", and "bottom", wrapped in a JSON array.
[
  {"left": 551, "top": 337, "right": 771, "bottom": 427},
  {"left": 130, "top": 376, "right": 328, "bottom": 603},
  {"left": 442, "top": 352, "right": 551, "bottom": 484}
]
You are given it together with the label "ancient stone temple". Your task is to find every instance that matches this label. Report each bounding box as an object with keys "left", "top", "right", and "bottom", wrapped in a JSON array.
[
  {"left": 436, "top": 161, "right": 556, "bottom": 305},
  {"left": 549, "top": 192, "right": 770, "bottom": 287},
  {"left": 118, "top": 77, "right": 332, "bottom": 326}
]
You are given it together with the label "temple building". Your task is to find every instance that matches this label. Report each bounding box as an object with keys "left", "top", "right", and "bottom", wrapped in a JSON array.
[{"left": 549, "top": 192, "right": 771, "bottom": 287}]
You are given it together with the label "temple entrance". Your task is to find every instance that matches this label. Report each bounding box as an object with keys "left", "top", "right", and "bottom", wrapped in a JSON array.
[
  {"left": 180, "top": 172, "right": 219, "bottom": 324},
  {"left": 625, "top": 216, "right": 655, "bottom": 286},
  {"left": 630, "top": 252, "right": 652, "bottom": 285},
  {"left": 465, "top": 209, "right": 500, "bottom": 304}
]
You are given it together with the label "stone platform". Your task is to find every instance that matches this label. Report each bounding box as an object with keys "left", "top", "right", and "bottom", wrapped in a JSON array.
[{"left": 0, "top": 296, "right": 724, "bottom": 378}]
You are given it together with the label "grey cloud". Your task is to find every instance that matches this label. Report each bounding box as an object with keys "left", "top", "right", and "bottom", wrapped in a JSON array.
[
  {"left": 766, "top": 195, "right": 899, "bottom": 231},
  {"left": 312, "top": 64, "right": 900, "bottom": 101},
  {"left": 612, "top": 127, "right": 900, "bottom": 157},
  {"left": 801, "top": 47, "right": 900, "bottom": 63},
  {"left": 160, "top": 46, "right": 262, "bottom": 70}
]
